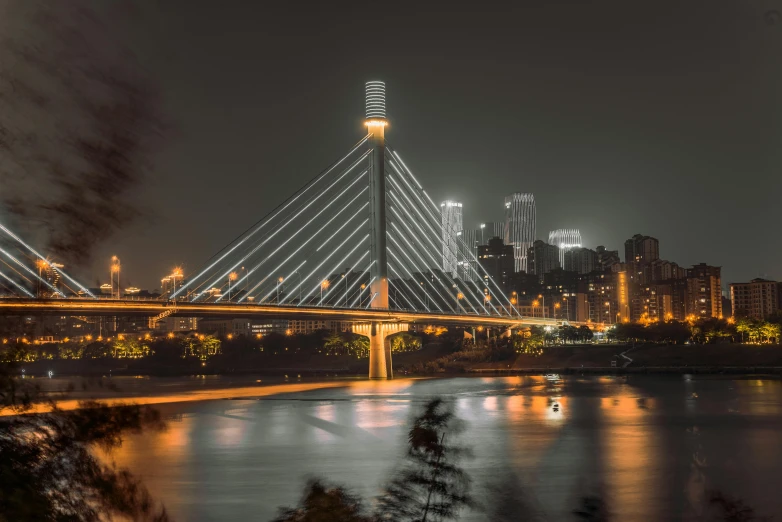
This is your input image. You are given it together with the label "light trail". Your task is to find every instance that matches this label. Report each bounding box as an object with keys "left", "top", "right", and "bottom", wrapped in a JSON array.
[
  {"left": 387, "top": 188, "right": 490, "bottom": 314},
  {"left": 0, "top": 247, "right": 63, "bottom": 297},
  {"left": 386, "top": 249, "right": 431, "bottom": 311},
  {"left": 387, "top": 267, "right": 418, "bottom": 310},
  {"left": 387, "top": 206, "right": 488, "bottom": 314},
  {"left": 0, "top": 269, "right": 34, "bottom": 297},
  {"left": 237, "top": 199, "right": 369, "bottom": 303},
  {"left": 173, "top": 135, "right": 371, "bottom": 299},
  {"left": 327, "top": 257, "right": 371, "bottom": 307},
  {"left": 0, "top": 223, "right": 94, "bottom": 298},
  {"left": 319, "top": 253, "right": 370, "bottom": 306},
  {"left": 386, "top": 230, "right": 449, "bottom": 312},
  {"left": 0, "top": 298, "right": 568, "bottom": 328},
  {"left": 213, "top": 173, "right": 369, "bottom": 302},
  {"left": 388, "top": 150, "right": 514, "bottom": 313},
  {"left": 296, "top": 234, "right": 370, "bottom": 305},
  {"left": 193, "top": 151, "right": 371, "bottom": 299},
  {"left": 269, "top": 219, "right": 367, "bottom": 304}
]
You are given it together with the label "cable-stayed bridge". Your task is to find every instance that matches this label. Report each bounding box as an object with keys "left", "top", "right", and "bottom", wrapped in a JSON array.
[{"left": 0, "top": 81, "right": 562, "bottom": 378}]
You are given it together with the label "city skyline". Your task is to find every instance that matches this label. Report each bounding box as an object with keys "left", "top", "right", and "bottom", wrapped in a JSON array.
[{"left": 2, "top": 1, "right": 779, "bottom": 292}]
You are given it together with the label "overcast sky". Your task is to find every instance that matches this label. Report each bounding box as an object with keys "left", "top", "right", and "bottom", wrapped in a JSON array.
[{"left": 73, "top": 0, "right": 782, "bottom": 290}]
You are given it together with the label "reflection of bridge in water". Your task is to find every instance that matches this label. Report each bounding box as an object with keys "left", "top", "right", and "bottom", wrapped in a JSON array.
[{"left": 0, "top": 81, "right": 570, "bottom": 379}]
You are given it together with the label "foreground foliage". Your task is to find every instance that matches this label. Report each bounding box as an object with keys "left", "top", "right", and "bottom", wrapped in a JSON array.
[{"left": 0, "top": 358, "right": 168, "bottom": 521}]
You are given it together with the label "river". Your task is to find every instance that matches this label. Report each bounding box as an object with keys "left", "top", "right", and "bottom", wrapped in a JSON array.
[{"left": 98, "top": 375, "right": 782, "bottom": 521}]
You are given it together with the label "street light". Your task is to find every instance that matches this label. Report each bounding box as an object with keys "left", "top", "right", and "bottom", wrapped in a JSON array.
[
  {"left": 111, "top": 256, "right": 120, "bottom": 299},
  {"left": 277, "top": 276, "right": 284, "bottom": 304},
  {"left": 605, "top": 301, "right": 612, "bottom": 325},
  {"left": 554, "top": 302, "right": 561, "bottom": 319},
  {"left": 510, "top": 291, "right": 518, "bottom": 317},
  {"left": 360, "top": 283, "right": 366, "bottom": 307},
  {"left": 228, "top": 272, "right": 238, "bottom": 301},
  {"left": 36, "top": 259, "right": 48, "bottom": 298},
  {"left": 171, "top": 267, "right": 183, "bottom": 303},
  {"left": 562, "top": 296, "right": 570, "bottom": 321},
  {"left": 342, "top": 273, "right": 348, "bottom": 307},
  {"left": 538, "top": 294, "right": 546, "bottom": 319},
  {"left": 532, "top": 299, "right": 539, "bottom": 317},
  {"left": 320, "top": 279, "right": 329, "bottom": 305}
]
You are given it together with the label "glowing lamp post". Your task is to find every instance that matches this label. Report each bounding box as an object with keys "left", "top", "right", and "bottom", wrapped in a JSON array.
[
  {"left": 277, "top": 276, "right": 284, "bottom": 303},
  {"left": 320, "top": 280, "right": 329, "bottom": 305},
  {"left": 228, "top": 272, "right": 238, "bottom": 301},
  {"left": 36, "top": 259, "right": 48, "bottom": 298}
]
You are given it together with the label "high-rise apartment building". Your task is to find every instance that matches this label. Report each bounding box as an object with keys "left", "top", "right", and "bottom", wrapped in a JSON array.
[
  {"left": 596, "top": 246, "right": 621, "bottom": 270},
  {"left": 458, "top": 228, "right": 479, "bottom": 281},
  {"left": 685, "top": 263, "right": 722, "bottom": 318},
  {"left": 563, "top": 247, "right": 597, "bottom": 275},
  {"left": 478, "top": 237, "right": 514, "bottom": 290},
  {"left": 504, "top": 193, "right": 536, "bottom": 273},
  {"left": 624, "top": 234, "right": 660, "bottom": 265},
  {"left": 440, "top": 200, "right": 463, "bottom": 277},
  {"left": 527, "top": 239, "right": 560, "bottom": 281},
  {"left": 549, "top": 229, "right": 582, "bottom": 267},
  {"left": 730, "top": 279, "right": 779, "bottom": 320}
]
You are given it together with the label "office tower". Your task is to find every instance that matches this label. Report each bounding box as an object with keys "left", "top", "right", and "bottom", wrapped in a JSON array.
[
  {"left": 440, "top": 200, "right": 463, "bottom": 277},
  {"left": 624, "top": 234, "right": 660, "bottom": 265},
  {"left": 549, "top": 229, "right": 582, "bottom": 267},
  {"left": 504, "top": 193, "right": 536, "bottom": 273},
  {"left": 478, "top": 222, "right": 505, "bottom": 245},
  {"left": 685, "top": 263, "right": 722, "bottom": 318},
  {"left": 563, "top": 247, "right": 597, "bottom": 274},
  {"left": 478, "top": 237, "right": 514, "bottom": 290},
  {"left": 459, "top": 228, "right": 479, "bottom": 281},
  {"left": 527, "top": 239, "right": 560, "bottom": 281},
  {"left": 730, "top": 279, "right": 779, "bottom": 320}
]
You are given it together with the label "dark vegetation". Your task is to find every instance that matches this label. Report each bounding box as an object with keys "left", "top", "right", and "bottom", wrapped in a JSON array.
[{"left": 0, "top": 348, "right": 168, "bottom": 521}]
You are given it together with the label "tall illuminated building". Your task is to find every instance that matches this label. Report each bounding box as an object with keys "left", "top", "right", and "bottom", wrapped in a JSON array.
[
  {"left": 503, "top": 193, "right": 536, "bottom": 273},
  {"left": 440, "top": 200, "right": 463, "bottom": 277},
  {"left": 549, "top": 229, "right": 582, "bottom": 266}
]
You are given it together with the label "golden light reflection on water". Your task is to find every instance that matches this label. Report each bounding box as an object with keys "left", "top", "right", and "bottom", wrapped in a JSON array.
[{"left": 600, "top": 393, "right": 661, "bottom": 520}]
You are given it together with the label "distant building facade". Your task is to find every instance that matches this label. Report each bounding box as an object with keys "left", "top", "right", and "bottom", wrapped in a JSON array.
[
  {"left": 685, "top": 264, "right": 722, "bottom": 318},
  {"left": 730, "top": 279, "right": 779, "bottom": 320},
  {"left": 527, "top": 240, "right": 560, "bottom": 281},
  {"left": 549, "top": 229, "right": 582, "bottom": 267},
  {"left": 503, "top": 193, "right": 536, "bottom": 273},
  {"left": 563, "top": 247, "right": 597, "bottom": 275},
  {"left": 440, "top": 200, "right": 463, "bottom": 277},
  {"left": 478, "top": 237, "right": 515, "bottom": 290}
]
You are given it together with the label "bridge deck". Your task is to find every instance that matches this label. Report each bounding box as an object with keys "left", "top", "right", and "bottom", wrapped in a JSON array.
[{"left": 0, "top": 298, "right": 567, "bottom": 328}]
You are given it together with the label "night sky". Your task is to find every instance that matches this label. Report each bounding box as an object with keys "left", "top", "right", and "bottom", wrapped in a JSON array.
[{"left": 61, "top": 1, "right": 782, "bottom": 289}]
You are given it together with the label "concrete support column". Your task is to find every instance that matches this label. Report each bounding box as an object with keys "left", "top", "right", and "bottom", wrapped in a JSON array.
[{"left": 353, "top": 322, "right": 408, "bottom": 379}]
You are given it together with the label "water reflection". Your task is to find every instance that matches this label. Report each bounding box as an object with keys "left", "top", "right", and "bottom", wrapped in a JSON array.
[{"left": 106, "top": 375, "right": 782, "bottom": 521}]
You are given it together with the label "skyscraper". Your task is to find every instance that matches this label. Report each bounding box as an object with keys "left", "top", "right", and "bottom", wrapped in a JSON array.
[
  {"left": 624, "top": 234, "right": 660, "bottom": 265},
  {"left": 549, "top": 229, "right": 582, "bottom": 266},
  {"left": 504, "top": 193, "right": 536, "bottom": 273},
  {"left": 527, "top": 239, "right": 560, "bottom": 281},
  {"left": 479, "top": 222, "right": 505, "bottom": 245},
  {"left": 440, "top": 200, "right": 463, "bottom": 277}
]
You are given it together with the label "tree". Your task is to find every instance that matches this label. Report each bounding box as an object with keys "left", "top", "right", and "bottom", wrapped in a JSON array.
[
  {"left": 577, "top": 325, "right": 594, "bottom": 343},
  {"left": 272, "top": 480, "right": 372, "bottom": 522},
  {"left": 375, "top": 398, "right": 472, "bottom": 521},
  {"left": 0, "top": 0, "right": 166, "bottom": 267},
  {"left": 0, "top": 360, "right": 168, "bottom": 521}
]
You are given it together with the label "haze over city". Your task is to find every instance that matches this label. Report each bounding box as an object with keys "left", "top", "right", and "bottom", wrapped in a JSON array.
[{"left": 4, "top": 0, "right": 774, "bottom": 290}]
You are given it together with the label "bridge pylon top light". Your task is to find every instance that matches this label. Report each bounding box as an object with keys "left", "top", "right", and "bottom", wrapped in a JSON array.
[{"left": 365, "top": 80, "right": 387, "bottom": 128}]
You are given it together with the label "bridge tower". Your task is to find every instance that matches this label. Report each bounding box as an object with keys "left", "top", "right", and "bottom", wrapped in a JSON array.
[
  {"left": 364, "top": 81, "right": 395, "bottom": 379},
  {"left": 365, "top": 80, "right": 389, "bottom": 310}
]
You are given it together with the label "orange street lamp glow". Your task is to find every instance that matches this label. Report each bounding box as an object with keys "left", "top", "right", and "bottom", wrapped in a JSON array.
[{"left": 229, "top": 272, "right": 238, "bottom": 281}]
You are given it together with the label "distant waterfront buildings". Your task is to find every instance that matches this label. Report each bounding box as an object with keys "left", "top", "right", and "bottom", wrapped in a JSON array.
[
  {"left": 478, "top": 237, "right": 514, "bottom": 290},
  {"left": 625, "top": 234, "right": 660, "bottom": 265},
  {"left": 503, "top": 193, "right": 535, "bottom": 273},
  {"left": 440, "top": 200, "right": 463, "bottom": 277},
  {"left": 527, "top": 239, "right": 560, "bottom": 281},
  {"left": 730, "top": 279, "right": 780, "bottom": 320},
  {"left": 549, "top": 229, "right": 582, "bottom": 267}
]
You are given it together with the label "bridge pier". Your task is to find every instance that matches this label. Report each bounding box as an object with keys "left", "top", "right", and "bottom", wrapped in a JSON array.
[{"left": 352, "top": 322, "right": 408, "bottom": 379}]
